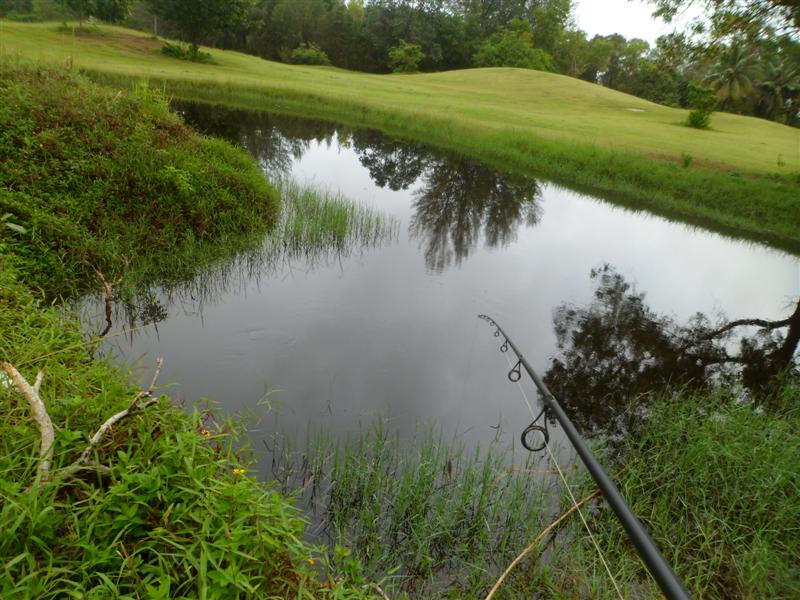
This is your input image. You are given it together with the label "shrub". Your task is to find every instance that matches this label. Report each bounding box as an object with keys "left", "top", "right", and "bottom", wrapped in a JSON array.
[
  {"left": 686, "top": 82, "right": 716, "bottom": 129},
  {"left": 387, "top": 40, "right": 424, "bottom": 73},
  {"left": 161, "top": 41, "right": 213, "bottom": 64},
  {"left": 289, "top": 42, "right": 331, "bottom": 66}
]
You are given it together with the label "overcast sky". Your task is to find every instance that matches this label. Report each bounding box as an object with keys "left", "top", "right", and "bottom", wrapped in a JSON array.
[{"left": 572, "top": 0, "right": 701, "bottom": 44}]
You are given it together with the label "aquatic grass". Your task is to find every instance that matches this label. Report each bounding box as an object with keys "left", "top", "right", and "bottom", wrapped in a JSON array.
[
  {"left": 273, "top": 179, "right": 399, "bottom": 258},
  {"left": 270, "top": 422, "right": 592, "bottom": 598}
]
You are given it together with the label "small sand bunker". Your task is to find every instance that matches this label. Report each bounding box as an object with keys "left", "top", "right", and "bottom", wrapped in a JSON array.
[{"left": 627, "top": 108, "right": 646, "bottom": 112}]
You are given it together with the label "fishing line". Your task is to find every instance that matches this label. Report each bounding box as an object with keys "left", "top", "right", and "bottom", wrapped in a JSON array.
[{"left": 500, "top": 349, "right": 625, "bottom": 599}]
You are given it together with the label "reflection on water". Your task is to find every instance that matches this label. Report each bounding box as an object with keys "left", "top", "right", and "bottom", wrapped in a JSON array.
[
  {"left": 543, "top": 265, "right": 800, "bottom": 436},
  {"left": 174, "top": 102, "right": 542, "bottom": 272},
  {"left": 81, "top": 102, "right": 799, "bottom": 462}
]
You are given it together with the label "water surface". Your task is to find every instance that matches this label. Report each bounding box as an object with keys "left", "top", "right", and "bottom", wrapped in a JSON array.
[{"left": 84, "top": 103, "right": 799, "bottom": 472}]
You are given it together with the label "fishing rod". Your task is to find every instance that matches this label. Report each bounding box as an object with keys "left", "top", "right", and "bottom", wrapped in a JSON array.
[{"left": 478, "top": 314, "right": 691, "bottom": 600}]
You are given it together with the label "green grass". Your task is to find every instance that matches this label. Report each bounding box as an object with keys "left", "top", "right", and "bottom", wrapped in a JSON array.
[
  {"left": 272, "top": 387, "right": 800, "bottom": 599},
  {"left": 271, "top": 423, "right": 560, "bottom": 598},
  {"left": 0, "top": 263, "right": 375, "bottom": 599},
  {"left": 2, "top": 21, "right": 799, "bottom": 251},
  {"left": 0, "top": 60, "right": 382, "bottom": 598},
  {"left": 557, "top": 387, "right": 800, "bottom": 599},
  {"left": 272, "top": 179, "right": 398, "bottom": 258}
]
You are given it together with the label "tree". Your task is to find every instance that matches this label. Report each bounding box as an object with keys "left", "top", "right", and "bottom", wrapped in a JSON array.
[
  {"left": 757, "top": 58, "right": 800, "bottom": 122},
  {"left": 543, "top": 265, "right": 800, "bottom": 436},
  {"left": 387, "top": 39, "right": 424, "bottom": 73},
  {"left": 473, "top": 19, "right": 556, "bottom": 71},
  {"left": 647, "top": 0, "right": 799, "bottom": 38},
  {"left": 706, "top": 40, "right": 760, "bottom": 110},
  {"left": 145, "top": 0, "right": 252, "bottom": 55},
  {"left": 686, "top": 82, "right": 717, "bottom": 127},
  {"left": 57, "top": 0, "right": 128, "bottom": 23}
]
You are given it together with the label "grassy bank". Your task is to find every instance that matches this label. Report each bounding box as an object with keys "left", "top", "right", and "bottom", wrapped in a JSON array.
[
  {"left": 0, "top": 62, "right": 376, "bottom": 598},
  {"left": 0, "top": 58, "right": 279, "bottom": 300},
  {"left": 1, "top": 22, "right": 799, "bottom": 251}
]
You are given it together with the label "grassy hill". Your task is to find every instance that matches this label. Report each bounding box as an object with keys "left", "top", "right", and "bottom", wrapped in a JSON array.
[{"left": 2, "top": 21, "right": 799, "bottom": 248}]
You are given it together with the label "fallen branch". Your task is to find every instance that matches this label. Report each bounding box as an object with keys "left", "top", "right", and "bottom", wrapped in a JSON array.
[
  {"left": 57, "top": 357, "right": 164, "bottom": 480},
  {"left": 1, "top": 363, "right": 54, "bottom": 484},
  {"left": 484, "top": 489, "right": 601, "bottom": 600}
]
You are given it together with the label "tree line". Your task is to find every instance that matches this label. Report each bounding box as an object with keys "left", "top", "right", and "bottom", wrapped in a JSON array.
[{"left": 1, "top": 0, "right": 798, "bottom": 125}]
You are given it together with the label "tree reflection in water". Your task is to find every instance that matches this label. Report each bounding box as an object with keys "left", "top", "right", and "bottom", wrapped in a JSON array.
[
  {"left": 349, "top": 131, "right": 542, "bottom": 272},
  {"left": 543, "top": 265, "right": 800, "bottom": 437}
]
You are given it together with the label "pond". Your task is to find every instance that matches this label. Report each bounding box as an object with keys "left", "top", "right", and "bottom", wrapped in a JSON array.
[{"left": 82, "top": 102, "right": 799, "bottom": 475}]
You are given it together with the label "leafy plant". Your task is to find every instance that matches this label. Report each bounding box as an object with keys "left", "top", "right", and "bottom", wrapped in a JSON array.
[{"left": 161, "top": 40, "right": 213, "bottom": 63}]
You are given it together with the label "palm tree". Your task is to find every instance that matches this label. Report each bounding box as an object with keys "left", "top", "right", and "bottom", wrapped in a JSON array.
[
  {"left": 705, "top": 41, "right": 760, "bottom": 111},
  {"left": 757, "top": 59, "right": 800, "bottom": 122}
]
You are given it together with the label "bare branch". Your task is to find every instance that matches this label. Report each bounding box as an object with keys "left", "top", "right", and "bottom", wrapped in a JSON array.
[
  {"left": 1, "top": 363, "right": 54, "bottom": 484},
  {"left": 57, "top": 358, "right": 164, "bottom": 481},
  {"left": 33, "top": 369, "right": 44, "bottom": 395},
  {"left": 700, "top": 317, "right": 792, "bottom": 341}
]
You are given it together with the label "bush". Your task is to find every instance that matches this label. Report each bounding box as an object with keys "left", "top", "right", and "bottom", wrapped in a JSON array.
[
  {"left": 161, "top": 41, "right": 213, "bottom": 64},
  {"left": 289, "top": 42, "right": 331, "bottom": 66},
  {"left": 387, "top": 40, "right": 424, "bottom": 73},
  {"left": 686, "top": 82, "right": 716, "bottom": 129}
]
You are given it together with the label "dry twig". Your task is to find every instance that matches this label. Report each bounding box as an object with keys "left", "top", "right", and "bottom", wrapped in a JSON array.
[
  {"left": 57, "top": 357, "right": 164, "bottom": 480},
  {"left": 484, "top": 489, "right": 601, "bottom": 600}
]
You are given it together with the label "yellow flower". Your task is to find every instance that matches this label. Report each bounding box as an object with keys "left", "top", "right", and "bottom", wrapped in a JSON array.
[
  {"left": 232, "top": 468, "right": 246, "bottom": 476},
  {"left": 307, "top": 558, "right": 315, "bottom": 565},
  {"left": 200, "top": 429, "right": 211, "bottom": 437}
]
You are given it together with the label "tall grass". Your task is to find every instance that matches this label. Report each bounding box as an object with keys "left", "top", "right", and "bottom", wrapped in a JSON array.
[
  {"left": 270, "top": 423, "right": 593, "bottom": 598},
  {"left": 272, "top": 179, "right": 399, "bottom": 258},
  {"left": 555, "top": 387, "right": 800, "bottom": 599}
]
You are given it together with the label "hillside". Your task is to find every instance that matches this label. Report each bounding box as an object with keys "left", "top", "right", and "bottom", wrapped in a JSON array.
[
  {"left": 1, "top": 21, "right": 799, "bottom": 248},
  {"left": 2, "top": 22, "right": 797, "bottom": 174}
]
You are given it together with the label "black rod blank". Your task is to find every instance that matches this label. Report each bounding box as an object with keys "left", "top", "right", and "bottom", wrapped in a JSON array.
[{"left": 478, "top": 315, "right": 690, "bottom": 600}]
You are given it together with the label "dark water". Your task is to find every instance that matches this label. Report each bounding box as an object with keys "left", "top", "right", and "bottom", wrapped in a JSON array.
[{"left": 83, "top": 102, "right": 799, "bottom": 473}]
